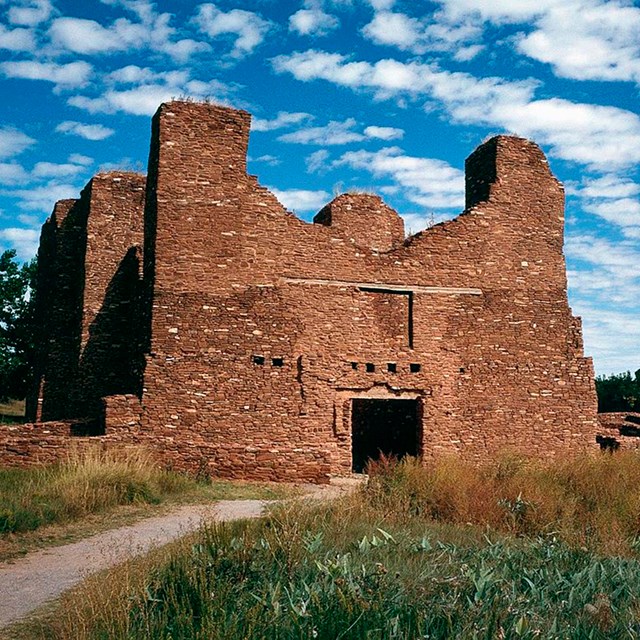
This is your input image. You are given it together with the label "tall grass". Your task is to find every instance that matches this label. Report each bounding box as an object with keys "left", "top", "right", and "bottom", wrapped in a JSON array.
[
  {"left": 0, "top": 447, "right": 195, "bottom": 534},
  {"left": 365, "top": 451, "right": 640, "bottom": 554},
  {"left": 34, "top": 451, "right": 640, "bottom": 640}
]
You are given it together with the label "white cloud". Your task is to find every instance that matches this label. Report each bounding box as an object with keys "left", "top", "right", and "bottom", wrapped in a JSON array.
[
  {"left": 289, "top": 9, "right": 339, "bottom": 36},
  {"left": 68, "top": 153, "right": 93, "bottom": 166},
  {"left": 269, "top": 187, "right": 330, "bottom": 212},
  {"left": 516, "top": 2, "right": 640, "bottom": 84},
  {"left": 0, "top": 227, "right": 39, "bottom": 260},
  {"left": 306, "top": 149, "right": 330, "bottom": 173},
  {"left": 438, "top": 0, "right": 640, "bottom": 84},
  {"left": 578, "top": 175, "right": 640, "bottom": 200},
  {"left": 55, "top": 120, "right": 115, "bottom": 141},
  {"left": 32, "top": 161, "right": 85, "bottom": 179},
  {"left": 7, "top": 182, "right": 80, "bottom": 211},
  {"left": 362, "top": 11, "right": 422, "bottom": 50},
  {"left": 251, "top": 111, "right": 313, "bottom": 132},
  {"left": 0, "top": 162, "right": 29, "bottom": 184},
  {"left": 272, "top": 50, "right": 640, "bottom": 169},
  {"left": 278, "top": 118, "right": 405, "bottom": 146},
  {"left": 68, "top": 77, "right": 228, "bottom": 116},
  {"left": 251, "top": 154, "right": 280, "bottom": 166},
  {"left": 194, "top": 4, "right": 271, "bottom": 58},
  {"left": 0, "top": 127, "right": 35, "bottom": 159},
  {"left": 362, "top": 9, "right": 483, "bottom": 58},
  {"left": 7, "top": 0, "right": 52, "bottom": 26},
  {"left": 1, "top": 60, "right": 92, "bottom": 88},
  {"left": 363, "top": 125, "right": 403, "bottom": 140},
  {"left": 0, "top": 25, "right": 35, "bottom": 51},
  {"left": 49, "top": 6, "right": 208, "bottom": 62},
  {"left": 279, "top": 118, "right": 365, "bottom": 145},
  {"left": 49, "top": 17, "right": 139, "bottom": 54},
  {"left": 334, "top": 146, "right": 465, "bottom": 210}
]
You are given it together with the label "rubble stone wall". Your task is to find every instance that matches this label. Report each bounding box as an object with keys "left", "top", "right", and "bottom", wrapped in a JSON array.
[{"left": 4, "top": 101, "right": 602, "bottom": 483}]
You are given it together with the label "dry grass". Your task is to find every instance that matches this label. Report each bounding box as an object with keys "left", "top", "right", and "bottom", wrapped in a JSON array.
[
  {"left": 0, "top": 446, "right": 295, "bottom": 540},
  {"left": 365, "top": 451, "right": 640, "bottom": 554}
]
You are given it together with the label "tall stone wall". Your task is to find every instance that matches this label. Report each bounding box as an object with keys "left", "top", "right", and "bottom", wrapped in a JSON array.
[
  {"left": 27, "top": 173, "right": 146, "bottom": 422},
  {"left": 10, "top": 100, "right": 602, "bottom": 482},
  {"left": 134, "top": 101, "right": 599, "bottom": 481}
]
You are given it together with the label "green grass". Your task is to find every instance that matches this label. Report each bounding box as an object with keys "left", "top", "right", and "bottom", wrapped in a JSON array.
[
  {"left": 0, "top": 446, "right": 291, "bottom": 537},
  {"left": 31, "top": 452, "right": 640, "bottom": 640}
]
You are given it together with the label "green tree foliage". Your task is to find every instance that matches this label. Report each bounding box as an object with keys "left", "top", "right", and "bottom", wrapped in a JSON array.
[
  {"left": 595, "top": 369, "right": 640, "bottom": 413},
  {"left": 0, "top": 249, "right": 37, "bottom": 401}
]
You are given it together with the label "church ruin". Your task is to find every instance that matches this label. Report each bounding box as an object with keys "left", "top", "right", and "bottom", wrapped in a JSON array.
[{"left": 2, "top": 100, "right": 602, "bottom": 482}]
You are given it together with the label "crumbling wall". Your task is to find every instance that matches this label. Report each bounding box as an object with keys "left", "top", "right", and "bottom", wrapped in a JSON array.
[
  {"left": 10, "top": 101, "right": 601, "bottom": 482},
  {"left": 28, "top": 173, "right": 146, "bottom": 422},
  {"left": 135, "top": 101, "right": 598, "bottom": 481}
]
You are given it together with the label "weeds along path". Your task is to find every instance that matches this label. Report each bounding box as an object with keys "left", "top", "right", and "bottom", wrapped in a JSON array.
[
  {"left": 0, "top": 499, "right": 268, "bottom": 630},
  {"left": 0, "top": 480, "right": 359, "bottom": 631}
]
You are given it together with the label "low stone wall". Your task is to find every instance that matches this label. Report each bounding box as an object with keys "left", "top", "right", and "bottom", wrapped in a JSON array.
[{"left": 597, "top": 412, "right": 640, "bottom": 450}]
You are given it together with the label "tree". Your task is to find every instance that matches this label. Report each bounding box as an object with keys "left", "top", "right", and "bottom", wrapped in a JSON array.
[
  {"left": 595, "top": 369, "right": 640, "bottom": 413},
  {"left": 0, "top": 249, "right": 37, "bottom": 401}
]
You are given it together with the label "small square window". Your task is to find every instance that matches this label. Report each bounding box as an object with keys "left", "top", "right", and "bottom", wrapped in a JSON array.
[
  {"left": 410, "top": 363, "right": 421, "bottom": 373},
  {"left": 351, "top": 362, "right": 358, "bottom": 370},
  {"left": 272, "top": 357, "right": 284, "bottom": 367},
  {"left": 387, "top": 362, "right": 397, "bottom": 373},
  {"left": 252, "top": 355, "right": 265, "bottom": 365},
  {"left": 366, "top": 362, "right": 375, "bottom": 373},
  {"left": 459, "top": 367, "right": 465, "bottom": 373}
]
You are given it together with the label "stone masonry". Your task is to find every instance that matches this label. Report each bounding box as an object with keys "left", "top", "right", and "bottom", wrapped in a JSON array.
[{"left": 2, "top": 100, "right": 605, "bottom": 482}]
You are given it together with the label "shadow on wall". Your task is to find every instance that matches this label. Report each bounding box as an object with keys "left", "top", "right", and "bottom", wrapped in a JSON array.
[{"left": 76, "top": 245, "right": 145, "bottom": 418}]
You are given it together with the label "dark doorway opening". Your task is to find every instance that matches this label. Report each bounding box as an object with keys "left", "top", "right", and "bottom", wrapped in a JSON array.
[{"left": 351, "top": 398, "right": 420, "bottom": 473}]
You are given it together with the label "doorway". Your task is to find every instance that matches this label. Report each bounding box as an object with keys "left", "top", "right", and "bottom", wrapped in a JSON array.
[{"left": 351, "top": 398, "right": 420, "bottom": 473}]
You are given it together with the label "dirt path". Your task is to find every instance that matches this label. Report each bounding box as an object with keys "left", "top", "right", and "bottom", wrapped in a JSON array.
[
  {"left": 0, "top": 479, "right": 361, "bottom": 631},
  {"left": 0, "top": 499, "right": 268, "bottom": 630}
]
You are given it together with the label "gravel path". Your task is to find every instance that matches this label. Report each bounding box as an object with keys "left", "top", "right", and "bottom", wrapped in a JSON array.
[{"left": 0, "top": 499, "right": 268, "bottom": 630}]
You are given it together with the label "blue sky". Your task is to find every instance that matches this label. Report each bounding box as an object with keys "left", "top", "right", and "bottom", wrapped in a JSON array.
[{"left": 0, "top": 0, "right": 638, "bottom": 375}]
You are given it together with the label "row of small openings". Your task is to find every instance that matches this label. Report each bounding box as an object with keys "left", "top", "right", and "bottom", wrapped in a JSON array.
[
  {"left": 252, "top": 355, "right": 284, "bottom": 367},
  {"left": 351, "top": 362, "right": 421, "bottom": 373}
]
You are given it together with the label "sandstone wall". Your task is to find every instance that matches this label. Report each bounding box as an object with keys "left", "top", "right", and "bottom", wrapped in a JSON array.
[
  {"left": 135, "top": 101, "right": 599, "bottom": 482},
  {"left": 7, "top": 100, "right": 602, "bottom": 482}
]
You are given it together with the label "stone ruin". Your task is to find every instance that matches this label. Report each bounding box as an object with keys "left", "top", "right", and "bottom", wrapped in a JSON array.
[{"left": 0, "top": 100, "right": 607, "bottom": 482}]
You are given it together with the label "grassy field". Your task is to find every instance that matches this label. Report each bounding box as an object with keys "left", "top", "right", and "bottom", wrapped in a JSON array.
[
  {"left": 22, "top": 451, "right": 640, "bottom": 640},
  {"left": 0, "top": 399, "right": 26, "bottom": 423},
  {"left": 0, "top": 447, "right": 293, "bottom": 560}
]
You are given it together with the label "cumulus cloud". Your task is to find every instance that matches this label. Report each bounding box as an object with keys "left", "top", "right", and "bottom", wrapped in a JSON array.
[
  {"left": 32, "top": 161, "right": 86, "bottom": 179},
  {"left": 7, "top": 182, "right": 81, "bottom": 211},
  {"left": 0, "top": 162, "right": 29, "bottom": 184},
  {"left": 0, "top": 227, "right": 39, "bottom": 260},
  {"left": 289, "top": 8, "right": 339, "bottom": 36},
  {"left": 362, "top": 9, "right": 483, "bottom": 59},
  {"left": 278, "top": 118, "right": 405, "bottom": 146},
  {"left": 55, "top": 120, "right": 115, "bottom": 141},
  {"left": 7, "top": 0, "right": 52, "bottom": 26},
  {"left": 68, "top": 75, "right": 230, "bottom": 116},
  {"left": 334, "top": 146, "right": 465, "bottom": 210},
  {"left": 363, "top": 125, "right": 403, "bottom": 140},
  {"left": 438, "top": 0, "right": 640, "bottom": 84},
  {"left": 0, "top": 25, "right": 36, "bottom": 51},
  {"left": 68, "top": 153, "right": 93, "bottom": 166},
  {"left": 0, "top": 127, "right": 35, "bottom": 159},
  {"left": 269, "top": 187, "right": 330, "bottom": 213},
  {"left": 48, "top": 4, "right": 209, "bottom": 62},
  {"left": 194, "top": 4, "right": 271, "bottom": 58},
  {"left": 251, "top": 111, "right": 313, "bottom": 132},
  {"left": 1, "top": 60, "right": 92, "bottom": 88},
  {"left": 306, "top": 149, "right": 330, "bottom": 173},
  {"left": 272, "top": 50, "right": 640, "bottom": 169},
  {"left": 50, "top": 17, "right": 142, "bottom": 54}
]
